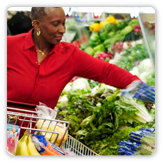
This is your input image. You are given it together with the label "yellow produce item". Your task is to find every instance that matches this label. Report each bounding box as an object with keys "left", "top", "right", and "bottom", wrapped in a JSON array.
[
  {"left": 99, "top": 21, "right": 108, "bottom": 28},
  {"left": 27, "top": 135, "right": 41, "bottom": 156},
  {"left": 89, "top": 23, "right": 101, "bottom": 32},
  {"left": 15, "top": 132, "right": 26, "bottom": 155},
  {"left": 105, "top": 16, "right": 118, "bottom": 24},
  {"left": 19, "top": 135, "right": 29, "bottom": 155},
  {"left": 36, "top": 120, "right": 68, "bottom": 147},
  {"left": 113, "top": 19, "right": 118, "bottom": 24}
]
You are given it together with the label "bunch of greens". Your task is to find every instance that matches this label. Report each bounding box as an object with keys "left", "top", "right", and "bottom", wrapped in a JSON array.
[
  {"left": 57, "top": 81, "right": 155, "bottom": 155},
  {"left": 129, "top": 58, "right": 155, "bottom": 86},
  {"left": 115, "top": 43, "right": 149, "bottom": 71}
]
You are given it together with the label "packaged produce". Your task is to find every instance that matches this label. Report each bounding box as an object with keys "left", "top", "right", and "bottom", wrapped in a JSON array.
[
  {"left": 118, "top": 127, "right": 155, "bottom": 155},
  {"left": 7, "top": 124, "right": 20, "bottom": 155},
  {"left": 121, "top": 80, "right": 155, "bottom": 103},
  {"left": 35, "top": 103, "right": 68, "bottom": 147},
  {"left": 31, "top": 134, "right": 67, "bottom": 156}
]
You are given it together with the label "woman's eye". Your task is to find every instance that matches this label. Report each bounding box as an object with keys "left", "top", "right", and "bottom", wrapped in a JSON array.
[{"left": 52, "top": 23, "right": 59, "bottom": 26}]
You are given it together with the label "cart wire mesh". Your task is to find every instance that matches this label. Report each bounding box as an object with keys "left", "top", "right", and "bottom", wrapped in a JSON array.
[{"left": 7, "top": 105, "right": 99, "bottom": 156}]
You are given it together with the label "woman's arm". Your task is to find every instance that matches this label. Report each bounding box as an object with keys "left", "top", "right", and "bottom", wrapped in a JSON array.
[{"left": 71, "top": 47, "right": 141, "bottom": 89}]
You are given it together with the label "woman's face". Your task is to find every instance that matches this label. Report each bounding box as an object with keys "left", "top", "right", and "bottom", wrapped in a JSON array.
[{"left": 37, "top": 7, "right": 66, "bottom": 45}]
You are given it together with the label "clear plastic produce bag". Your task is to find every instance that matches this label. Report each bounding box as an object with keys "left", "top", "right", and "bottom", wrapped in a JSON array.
[
  {"left": 118, "top": 127, "right": 155, "bottom": 155},
  {"left": 121, "top": 80, "right": 155, "bottom": 103},
  {"left": 35, "top": 102, "right": 68, "bottom": 147}
]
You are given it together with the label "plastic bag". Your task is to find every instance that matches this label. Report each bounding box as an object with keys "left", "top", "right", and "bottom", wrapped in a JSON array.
[
  {"left": 118, "top": 127, "right": 155, "bottom": 155},
  {"left": 31, "top": 134, "right": 68, "bottom": 156},
  {"left": 35, "top": 102, "right": 68, "bottom": 147},
  {"left": 121, "top": 80, "right": 155, "bottom": 103}
]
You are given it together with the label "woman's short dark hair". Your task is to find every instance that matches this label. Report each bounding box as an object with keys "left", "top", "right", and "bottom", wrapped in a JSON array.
[{"left": 31, "top": 7, "right": 58, "bottom": 21}]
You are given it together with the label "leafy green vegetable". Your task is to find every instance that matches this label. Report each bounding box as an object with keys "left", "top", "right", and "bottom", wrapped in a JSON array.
[
  {"left": 57, "top": 78, "right": 155, "bottom": 155},
  {"left": 89, "top": 32, "right": 101, "bottom": 47},
  {"left": 115, "top": 43, "right": 149, "bottom": 71},
  {"left": 116, "top": 96, "right": 153, "bottom": 123}
]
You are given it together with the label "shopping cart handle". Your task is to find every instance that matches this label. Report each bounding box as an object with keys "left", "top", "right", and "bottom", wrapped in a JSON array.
[{"left": 7, "top": 100, "right": 36, "bottom": 108}]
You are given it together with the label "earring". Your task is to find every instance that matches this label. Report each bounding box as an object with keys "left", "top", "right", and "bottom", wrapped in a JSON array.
[
  {"left": 37, "top": 30, "right": 41, "bottom": 36},
  {"left": 32, "top": 21, "right": 34, "bottom": 27}
]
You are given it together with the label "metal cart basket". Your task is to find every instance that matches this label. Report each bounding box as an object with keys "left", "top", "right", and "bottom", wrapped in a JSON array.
[{"left": 7, "top": 102, "right": 99, "bottom": 156}]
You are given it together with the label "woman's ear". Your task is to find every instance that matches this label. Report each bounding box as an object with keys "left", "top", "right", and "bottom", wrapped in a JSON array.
[{"left": 32, "top": 20, "right": 40, "bottom": 30}]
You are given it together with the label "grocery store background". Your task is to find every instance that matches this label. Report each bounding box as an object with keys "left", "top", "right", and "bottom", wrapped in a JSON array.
[{"left": 7, "top": 7, "right": 155, "bottom": 66}]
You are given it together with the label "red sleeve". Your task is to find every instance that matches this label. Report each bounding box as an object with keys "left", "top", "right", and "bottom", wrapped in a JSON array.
[{"left": 71, "top": 48, "right": 141, "bottom": 89}]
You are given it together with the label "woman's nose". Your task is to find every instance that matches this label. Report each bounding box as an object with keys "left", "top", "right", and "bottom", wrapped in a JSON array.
[{"left": 59, "top": 24, "right": 66, "bottom": 34}]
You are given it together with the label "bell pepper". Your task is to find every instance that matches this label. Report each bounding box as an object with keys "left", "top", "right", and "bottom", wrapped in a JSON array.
[
  {"left": 89, "top": 23, "right": 101, "bottom": 32},
  {"left": 116, "top": 18, "right": 131, "bottom": 30},
  {"left": 105, "top": 15, "right": 118, "bottom": 24},
  {"left": 84, "top": 47, "right": 95, "bottom": 56},
  {"left": 100, "top": 21, "right": 108, "bottom": 28},
  {"left": 129, "top": 18, "right": 139, "bottom": 28},
  {"left": 93, "top": 44, "right": 105, "bottom": 53},
  {"left": 116, "top": 20, "right": 126, "bottom": 30},
  {"left": 99, "top": 28, "right": 109, "bottom": 41},
  {"left": 104, "top": 23, "right": 117, "bottom": 32}
]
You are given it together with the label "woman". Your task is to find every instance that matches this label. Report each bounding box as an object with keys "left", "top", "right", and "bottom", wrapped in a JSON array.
[{"left": 7, "top": 7, "right": 144, "bottom": 109}]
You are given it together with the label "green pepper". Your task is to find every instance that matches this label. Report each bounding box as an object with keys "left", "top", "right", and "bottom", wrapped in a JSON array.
[
  {"left": 99, "top": 29, "right": 109, "bottom": 41},
  {"left": 104, "top": 23, "right": 117, "bottom": 32},
  {"left": 129, "top": 18, "right": 139, "bottom": 27},
  {"left": 124, "top": 18, "right": 131, "bottom": 24},
  {"left": 116, "top": 20, "right": 126, "bottom": 30},
  {"left": 93, "top": 44, "right": 105, "bottom": 53},
  {"left": 84, "top": 47, "right": 95, "bottom": 56}
]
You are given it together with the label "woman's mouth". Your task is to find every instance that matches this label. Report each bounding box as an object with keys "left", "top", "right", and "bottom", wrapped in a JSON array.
[{"left": 55, "top": 36, "right": 63, "bottom": 41}]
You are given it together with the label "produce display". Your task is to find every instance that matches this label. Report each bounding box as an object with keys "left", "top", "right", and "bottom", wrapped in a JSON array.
[
  {"left": 70, "top": 15, "right": 155, "bottom": 86},
  {"left": 57, "top": 80, "right": 155, "bottom": 155},
  {"left": 56, "top": 15, "right": 155, "bottom": 155}
]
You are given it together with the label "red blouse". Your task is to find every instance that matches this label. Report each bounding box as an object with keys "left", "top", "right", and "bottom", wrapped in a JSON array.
[{"left": 7, "top": 29, "right": 140, "bottom": 108}]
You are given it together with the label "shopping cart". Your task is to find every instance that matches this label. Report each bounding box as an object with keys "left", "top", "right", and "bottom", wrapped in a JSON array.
[{"left": 7, "top": 101, "right": 99, "bottom": 156}]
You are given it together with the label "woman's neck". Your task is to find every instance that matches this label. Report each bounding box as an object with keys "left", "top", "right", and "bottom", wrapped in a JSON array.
[{"left": 33, "top": 30, "right": 52, "bottom": 54}]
